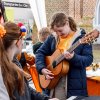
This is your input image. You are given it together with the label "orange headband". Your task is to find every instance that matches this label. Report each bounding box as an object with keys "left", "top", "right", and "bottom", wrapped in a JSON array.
[{"left": 0, "top": 24, "right": 6, "bottom": 38}]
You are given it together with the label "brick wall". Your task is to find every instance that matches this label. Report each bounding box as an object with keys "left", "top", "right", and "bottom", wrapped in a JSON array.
[
  {"left": 68, "top": 0, "right": 82, "bottom": 21},
  {"left": 45, "top": 0, "right": 96, "bottom": 32},
  {"left": 45, "top": 0, "right": 69, "bottom": 25},
  {"left": 82, "top": 0, "right": 96, "bottom": 30}
]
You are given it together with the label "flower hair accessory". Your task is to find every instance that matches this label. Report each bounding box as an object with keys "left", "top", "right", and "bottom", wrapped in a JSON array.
[
  {"left": 17, "top": 23, "right": 27, "bottom": 38},
  {"left": 0, "top": 24, "right": 6, "bottom": 38}
]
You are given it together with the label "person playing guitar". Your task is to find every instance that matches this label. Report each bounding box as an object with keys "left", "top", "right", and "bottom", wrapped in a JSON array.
[{"left": 35, "top": 13, "right": 94, "bottom": 100}]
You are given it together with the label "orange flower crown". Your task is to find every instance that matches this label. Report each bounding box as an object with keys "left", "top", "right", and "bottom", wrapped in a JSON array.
[{"left": 0, "top": 24, "right": 6, "bottom": 38}]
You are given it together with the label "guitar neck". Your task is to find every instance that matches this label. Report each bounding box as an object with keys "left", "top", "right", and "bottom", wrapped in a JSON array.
[
  {"left": 55, "top": 40, "right": 81, "bottom": 65},
  {"left": 52, "top": 29, "right": 99, "bottom": 67},
  {"left": 67, "top": 40, "right": 80, "bottom": 53}
]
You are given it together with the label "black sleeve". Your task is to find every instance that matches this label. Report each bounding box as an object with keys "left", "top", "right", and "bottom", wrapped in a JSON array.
[
  {"left": 29, "top": 86, "right": 50, "bottom": 100},
  {"left": 33, "top": 42, "right": 43, "bottom": 54},
  {"left": 19, "top": 52, "right": 26, "bottom": 68}
]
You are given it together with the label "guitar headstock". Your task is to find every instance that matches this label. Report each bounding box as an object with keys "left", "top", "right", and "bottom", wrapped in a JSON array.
[{"left": 80, "top": 30, "right": 99, "bottom": 44}]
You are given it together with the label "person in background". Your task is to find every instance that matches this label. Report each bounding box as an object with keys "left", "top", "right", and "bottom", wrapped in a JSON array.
[
  {"left": 33, "top": 27, "right": 51, "bottom": 95},
  {"left": 16, "top": 24, "right": 43, "bottom": 92},
  {"left": 0, "top": 1, "right": 7, "bottom": 23},
  {"left": 17, "top": 25, "right": 50, "bottom": 93},
  {"left": 33, "top": 27, "right": 51, "bottom": 54},
  {"left": 35, "top": 13, "right": 93, "bottom": 100},
  {"left": 0, "top": 1, "right": 4, "bottom": 23},
  {"left": 17, "top": 51, "right": 43, "bottom": 92},
  {"left": 0, "top": 21, "right": 59, "bottom": 100}
]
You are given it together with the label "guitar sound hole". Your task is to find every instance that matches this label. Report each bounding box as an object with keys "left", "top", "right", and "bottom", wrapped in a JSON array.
[{"left": 52, "top": 61, "right": 56, "bottom": 68}]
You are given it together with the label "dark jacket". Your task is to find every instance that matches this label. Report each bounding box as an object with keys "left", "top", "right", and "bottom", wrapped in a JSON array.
[
  {"left": 35, "top": 30, "right": 93, "bottom": 98},
  {"left": 13, "top": 57, "right": 49, "bottom": 100},
  {"left": 33, "top": 42, "right": 43, "bottom": 54}
]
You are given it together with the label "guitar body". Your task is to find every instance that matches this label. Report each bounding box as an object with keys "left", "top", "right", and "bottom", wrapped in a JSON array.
[{"left": 39, "top": 49, "right": 69, "bottom": 89}]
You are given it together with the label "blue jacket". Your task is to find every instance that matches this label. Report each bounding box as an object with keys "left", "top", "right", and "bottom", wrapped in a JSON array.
[{"left": 35, "top": 31, "right": 93, "bottom": 98}]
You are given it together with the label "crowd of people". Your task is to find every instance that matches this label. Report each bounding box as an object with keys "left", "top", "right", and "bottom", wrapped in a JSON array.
[{"left": 0, "top": 1, "right": 100, "bottom": 100}]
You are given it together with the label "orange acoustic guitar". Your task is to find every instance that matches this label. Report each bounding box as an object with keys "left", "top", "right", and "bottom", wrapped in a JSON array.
[
  {"left": 17, "top": 52, "right": 42, "bottom": 92},
  {"left": 39, "top": 30, "right": 99, "bottom": 89}
]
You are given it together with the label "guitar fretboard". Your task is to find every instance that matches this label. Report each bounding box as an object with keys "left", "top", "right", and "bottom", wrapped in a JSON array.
[{"left": 54, "top": 40, "right": 81, "bottom": 66}]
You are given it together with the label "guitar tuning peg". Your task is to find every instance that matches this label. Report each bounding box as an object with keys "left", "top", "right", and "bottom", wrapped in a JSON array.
[
  {"left": 89, "top": 37, "right": 93, "bottom": 42},
  {"left": 89, "top": 40, "right": 94, "bottom": 44},
  {"left": 85, "top": 40, "right": 88, "bottom": 43},
  {"left": 88, "top": 42, "right": 91, "bottom": 45},
  {"left": 91, "top": 41, "right": 94, "bottom": 44},
  {"left": 95, "top": 39, "right": 97, "bottom": 42}
]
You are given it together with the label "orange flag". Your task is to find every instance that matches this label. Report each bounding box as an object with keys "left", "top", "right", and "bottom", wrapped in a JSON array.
[{"left": 29, "top": 65, "right": 42, "bottom": 92}]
